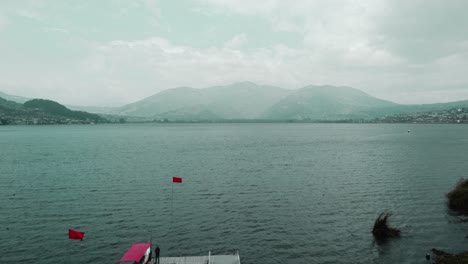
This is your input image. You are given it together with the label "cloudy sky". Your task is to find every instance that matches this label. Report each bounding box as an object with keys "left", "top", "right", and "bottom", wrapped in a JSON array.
[{"left": 0, "top": 0, "right": 467, "bottom": 106}]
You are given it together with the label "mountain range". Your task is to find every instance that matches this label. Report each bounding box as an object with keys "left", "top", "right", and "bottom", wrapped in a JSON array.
[
  {"left": 2, "top": 82, "right": 468, "bottom": 121},
  {"left": 114, "top": 82, "right": 290, "bottom": 119},
  {"left": 109, "top": 82, "right": 400, "bottom": 120},
  {"left": 109, "top": 82, "right": 468, "bottom": 121}
]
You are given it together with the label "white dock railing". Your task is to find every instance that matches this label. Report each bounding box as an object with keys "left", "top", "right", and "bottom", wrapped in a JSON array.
[{"left": 158, "top": 250, "right": 239, "bottom": 264}]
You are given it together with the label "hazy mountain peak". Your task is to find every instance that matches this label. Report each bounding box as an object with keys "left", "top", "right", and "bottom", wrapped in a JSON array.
[
  {"left": 0, "top": 91, "right": 31, "bottom": 104},
  {"left": 169, "top": 86, "right": 197, "bottom": 92},
  {"left": 115, "top": 83, "right": 400, "bottom": 120},
  {"left": 115, "top": 82, "right": 290, "bottom": 118},
  {"left": 262, "top": 85, "right": 398, "bottom": 120},
  {"left": 148, "top": 86, "right": 198, "bottom": 99},
  {"left": 300, "top": 85, "right": 369, "bottom": 95},
  {"left": 230, "top": 81, "right": 259, "bottom": 87}
]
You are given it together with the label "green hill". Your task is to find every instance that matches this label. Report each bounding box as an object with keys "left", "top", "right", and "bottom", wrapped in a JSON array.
[
  {"left": 0, "top": 97, "right": 106, "bottom": 125},
  {"left": 24, "top": 99, "right": 104, "bottom": 121}
]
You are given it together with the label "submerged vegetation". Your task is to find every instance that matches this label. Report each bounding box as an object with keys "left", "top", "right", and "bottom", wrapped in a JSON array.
[
  {"left": 447, "top": 178, "right": 468, "bottom": 215},
  {"left": 372, "top": 211, "right": 400, "bottom": 241},
  {"left": 432, "top": 248, "right": 468, "bottom": 264}
]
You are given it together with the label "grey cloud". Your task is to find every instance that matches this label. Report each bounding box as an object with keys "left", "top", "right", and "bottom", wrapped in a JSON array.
[
  {"left": 374, "top": 0, "right": 468, "bottom": 62},
  {"left": 1, "top": 0, "right": 468, "bottom": 106}
]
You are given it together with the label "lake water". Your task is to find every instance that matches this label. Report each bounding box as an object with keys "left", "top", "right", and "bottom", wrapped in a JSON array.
[{"left": 1, "top": 123, "right": 467, "bottom": 264}]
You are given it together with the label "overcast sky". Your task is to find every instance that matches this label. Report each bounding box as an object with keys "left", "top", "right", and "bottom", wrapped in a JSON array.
[{"left": 0, "top": 0, "right": 467, "bottom": 106}]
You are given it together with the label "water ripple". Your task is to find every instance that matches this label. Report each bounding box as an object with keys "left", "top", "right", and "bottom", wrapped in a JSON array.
[{"left": 1, "top": 124, "right": 468, "bottom": 263}]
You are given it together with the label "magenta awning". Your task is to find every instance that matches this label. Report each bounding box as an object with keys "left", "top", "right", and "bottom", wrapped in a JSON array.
[{"left": 119, "top": 243, "right": 151, "bottom": 263}]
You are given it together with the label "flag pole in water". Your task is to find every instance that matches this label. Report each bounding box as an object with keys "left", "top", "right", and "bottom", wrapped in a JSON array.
[
  {"left": 171, "top": 177, "right": 182, "bottom": 227},
  {"left": 171, "top": 179, "right": 173, "bottom": 224},
  {"left": 68, "top": 229, "right": 85, "bottom": 263},
  {"left": 150, "top": 233, "right": 153, "bottom": 262}
]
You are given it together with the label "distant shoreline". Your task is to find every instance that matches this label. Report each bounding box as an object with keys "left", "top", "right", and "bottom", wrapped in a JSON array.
[{"left": 1, "top": 120, "right": 467, "bottom": 126}]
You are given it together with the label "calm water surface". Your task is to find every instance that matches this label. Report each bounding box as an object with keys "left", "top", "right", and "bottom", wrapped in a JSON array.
[{"left": 1, "top": 124, "right": 467, "bottom": 263}]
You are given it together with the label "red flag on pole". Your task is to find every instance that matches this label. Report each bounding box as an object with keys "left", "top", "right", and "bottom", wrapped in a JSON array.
[
  {"left": 68, "top": 229, "right": 85, "bottom": 240},
  {"left": 172, "top": 176, "right": 182, "bottom": 183}
]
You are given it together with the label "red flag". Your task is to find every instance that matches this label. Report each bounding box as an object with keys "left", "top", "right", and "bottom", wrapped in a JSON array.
[
  {"left": 172, "top": 176, "right": 182, "bottom": 183},
  {"left": 68, "top": 229, "right": 85, "bottom": 240}
]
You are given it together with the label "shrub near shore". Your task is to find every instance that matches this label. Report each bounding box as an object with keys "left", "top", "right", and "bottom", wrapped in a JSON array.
[
  {"left": 432, "top": 178, "right": 468, "bottom": 264},
  {"left": 432, "top": 248, "right": 468, "bottom": 264},
  {"left": 372, "top": 211, "right": 400, "bottom": 241},
  {"left": 447, "top": 178, "right": 468, "bottom": 215}
]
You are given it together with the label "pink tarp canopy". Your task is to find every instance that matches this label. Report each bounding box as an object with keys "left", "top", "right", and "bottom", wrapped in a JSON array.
[{"left": 119, "top": 243, "right": 151, "bottom": 263}]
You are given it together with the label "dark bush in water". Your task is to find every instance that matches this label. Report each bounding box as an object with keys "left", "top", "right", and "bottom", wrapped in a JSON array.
[
  {"left": 372, "top": 211, "right": 400, "bottom": 241},
  {"left": 432, "top": 248, "right": 468, "bottom": 264},
  {"left": 447, "top": 178, "right": 468, "bottom": 215}
]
